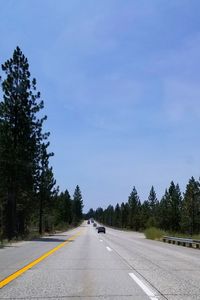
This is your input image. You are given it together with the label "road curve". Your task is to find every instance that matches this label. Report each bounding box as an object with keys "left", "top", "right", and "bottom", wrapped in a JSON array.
[{"left": 0, "top": 222, "right": 200, "bottom": 299}]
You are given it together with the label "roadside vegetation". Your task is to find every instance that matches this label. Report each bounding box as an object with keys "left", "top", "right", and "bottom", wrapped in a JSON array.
[
  {"left": 87, "top": 179, "right": 200, "bottom": 239},
  {"left": 1, "top": 47, "right": 199, "bottom": 243},
  {"left": 0, "top": 47, "right": 84, "bottom": 242},
  {"left": 144, "top": 227, "right": 200, "bottom": 241},
  {"left": 144, "top": 227, "right": 166, "bottom": 240}
]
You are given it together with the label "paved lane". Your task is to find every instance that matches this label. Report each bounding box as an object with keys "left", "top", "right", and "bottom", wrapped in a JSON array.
[
  {"left": 0, "top": 223, "right": 159, "bottom": 299},
  {"left": 100, "top": 226, "right": 200, "bottom": 300},
  {"left": 1, "top": 222, "right": 199, "bottom": 299},
  {"left": 0, "top": 226, "right": 81, "bottom": 281}
]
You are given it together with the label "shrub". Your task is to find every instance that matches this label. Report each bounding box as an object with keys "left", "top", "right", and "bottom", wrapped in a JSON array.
[{"left": 144, "top": 227, "right": 166, "bottom": 240}]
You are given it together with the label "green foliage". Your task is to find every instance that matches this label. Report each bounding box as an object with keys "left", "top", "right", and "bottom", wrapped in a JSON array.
[
  {"left": 55, "top": 190, "right": 72, "bottom": 225},
  {"left": 181, "top": 177, "right": 200, "bottom": 235},
  {"left": 103, "top": 205, "right": 115, "bottom": 226},
  {"left": 157, "top": 182, "right": 182, "bottom": 232},
  {"left": 121, "top": 202, "right": 129, "bottom": 228},
  {"left": 128, "top": 187, "right": 141, "bottom": 230},
  {"left": 148, "top": 186, "right": 158, "bottom": 215},
  {"left": 0, "top": 47, "right": 84, "bottom": 239},
  {"left": 92, "top": 178, "right": 200, "bottom": 237},
  {"left": 144, "top": 227, "right": 166, "bottom": 240},
  {"left": 72, "top": 185, "right": 84, "bottom": 225},
  {"left": 85, "top": 208, "right": 95, "bottom": 220},
  {"left": 0, "top": 46, "right": 50, "bottom": 239},
  {"left": 114, "top": 203, "right": 121, "bottom": 227}
]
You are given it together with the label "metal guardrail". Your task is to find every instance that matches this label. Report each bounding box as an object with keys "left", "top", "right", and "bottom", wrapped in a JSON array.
[{"left": 163, "top": 236, "right": 200, "bottom": 248}]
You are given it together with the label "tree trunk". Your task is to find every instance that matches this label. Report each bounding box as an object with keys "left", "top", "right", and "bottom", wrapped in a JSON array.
[
  {"left": 39, "top": 194, "right": 43, "bottom": 235},
  {"left": 7, "top": 190, "right": 16, "bottom": 240}
]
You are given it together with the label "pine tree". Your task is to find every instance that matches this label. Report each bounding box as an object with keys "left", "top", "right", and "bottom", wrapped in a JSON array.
[
  {"left": 38, "top": 143, "right": 57, "bottom": 234},
  {"left": 181, "top": 177, "right": 200, "bottom": 235},
  {"left": 64, "top": 190, "right": 72, "bottom": 224},
  {"left": 72, "top": 185, "right": 83, "bottom": 224},
  {"left": 86, "top": 208, "right": 95, "bottom": 220},
  {"left": 158, "top": 182, "right": 182, "bottom": 232},
  {"left": 148, "top": 186, "right": 158, "bottom": 216},
  {"left": 114, "top": 203, "right": 121, "bottom": 227},
  {"left": 158, "top": 189, "right": 171, "bottom": 230},
  {"left": 104, "top": 205, "right": 114, "bottom": 226},
  {"left": 168, "top": 182, "right": 182, "bottom": 232},
  {"left": 120, "top": 202, "right": 129, "bottom": 228},
  {"left": 141, "top": 200, "right": 151, "bottom": 228},
  {"left": 94, "top": 207, "right": 104, "bottom": 223},
  {"left": 128, "top": 187, "right": 141, "bottom": 230},
  {"left": 0, "top": 47, "right": 48, "bottom": 239},
  {"left": 56, "top": 189, "right": 72, "bottom": 227},
  {"left": 143, "top": 186, "right": 159, "bottom": 227}
]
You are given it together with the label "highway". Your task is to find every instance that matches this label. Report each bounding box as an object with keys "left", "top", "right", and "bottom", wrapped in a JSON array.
[{"left": 1, "top": 222, "right": 200, "bottom": 299}]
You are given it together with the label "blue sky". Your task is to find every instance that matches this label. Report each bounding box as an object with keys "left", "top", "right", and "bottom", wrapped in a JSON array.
[{"left": 1, "top": 0, "right": 200, "bottom": 211}]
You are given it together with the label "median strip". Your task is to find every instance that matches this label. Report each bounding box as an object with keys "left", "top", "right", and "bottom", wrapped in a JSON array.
[{"left": 0, "top": 231, "right": 82, "bottom": 289}]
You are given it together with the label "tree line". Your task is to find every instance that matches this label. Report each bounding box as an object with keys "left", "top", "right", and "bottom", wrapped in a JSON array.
[
  {"left": 87, "top": 177, "right": 200, "bottom": 235},
  {"left": 0, "top": 47, "right": 83, "bottom": 240}
]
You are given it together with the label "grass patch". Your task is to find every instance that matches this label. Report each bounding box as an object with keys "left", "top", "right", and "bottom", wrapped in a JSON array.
[
  {"left": 144, "top": 227, "right": 166, "bottom": 240},
  {"left": 144, "top": 227, "right": 200, "bottom": 241}
]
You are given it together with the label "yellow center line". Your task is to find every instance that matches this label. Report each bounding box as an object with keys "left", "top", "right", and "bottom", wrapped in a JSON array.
[{"left": 0, "top": 231, "right": 82, "bottom": 289}]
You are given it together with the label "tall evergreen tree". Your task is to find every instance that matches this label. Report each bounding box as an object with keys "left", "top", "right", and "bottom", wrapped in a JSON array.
[
  {"left": 94, "top": 207, "right": 104, "bottom": 223},
  {"left": 104, "top": 205, "right": 114, "bottom": 226},
  {"left": 168, "top": 182, "right": 182, "bottom": 231},
  {"left": 158, "top": 182, "right": 182, "bottom": 231},
  {"left": 140, "top": 200, "right": 151, "bottom": 228},
  {"left": 64, "top": 189, "right": 72, "bottom": 225},
  {"left": 72, "top": 185, "right": 83, "bottom": 224},
  {"left": 86, "top": 208, "right": 95, "bottom": 220},
  {"left": 148, "top": 186, "right": 158, "bottom": 216},
  {"left": 120, "top": 202, "right": 129, "bottom": 228},
  {"left": 158, "top": 189, "right": 171, "bottom": 230},
  {"left": 142, "top": 186, "right": 159, "bottom": 228},
  {"left": 114, "top": 203, "right": 121, "bottom": 227},
  {"left": 38, "top": 143, "right": 57, "bottom": 234},
  {"left": 181, "top": 177, "right": 200, "bottom": 235},
  {"left": 128, "top": 187, "right": 141, "bottom": 230},
  {"left": 56, "top": 189, "right": 72, "bottom": 227},
  {"left": 0, "top": 47, "right": 48, "bottom": 239}
]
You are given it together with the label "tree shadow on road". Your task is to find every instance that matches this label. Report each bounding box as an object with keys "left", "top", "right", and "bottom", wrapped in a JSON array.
[
  {"left": 33, "top": 237, "right": 69, "bottom": 242},
  {"left": 0, "top": 244, "right": 17, "bottom": 249},
  {"left": 48, "top": 234, "right": 69, "bottom": 237}
]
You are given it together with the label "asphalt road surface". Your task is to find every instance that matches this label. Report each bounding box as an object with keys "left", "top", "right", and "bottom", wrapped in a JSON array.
[{"left": 1, "top": 222, "right": 200, "bottom": 299}]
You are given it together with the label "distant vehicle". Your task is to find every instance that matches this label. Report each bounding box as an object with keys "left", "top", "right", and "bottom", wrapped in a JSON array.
[
  {"left": 87, "top": 220, "right": 90, "bottom": 224},
  {"left": 91, "top": 218, "right": 94, "bottom": 223},
  {"left": 97, "top": 226, "right": 106, "bottom": 233},
  {"left": 93, "top": 223, "right": 97, "bottom": 227}
]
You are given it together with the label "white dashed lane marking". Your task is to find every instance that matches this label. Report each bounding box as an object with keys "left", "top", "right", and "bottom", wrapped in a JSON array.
[
  {"left": 129, "top": 273, "right": 158, "bottom": 300},
  {"left": 106, "top": 246, "right": 112, "bottom": 252}
]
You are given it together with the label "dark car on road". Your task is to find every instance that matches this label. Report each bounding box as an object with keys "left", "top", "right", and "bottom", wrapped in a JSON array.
[
  {"left": 93, "top": 223, "right": 97, "bottom": 227},
  {"left": 97, "top": 226, "right": 106, "bottom": 233},
  {"left": 87, "top": 220, "right": 90, "bottom": 224}
]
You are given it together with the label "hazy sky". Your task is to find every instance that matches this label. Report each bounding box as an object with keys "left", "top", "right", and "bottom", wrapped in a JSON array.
[{"left": 1, "top": 0, "right": 200, "bottom": 211}]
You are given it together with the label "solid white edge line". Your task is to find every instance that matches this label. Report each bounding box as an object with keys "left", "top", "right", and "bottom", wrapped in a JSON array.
[
  {"left": 106, "top": 246, "right": 112, "bottom": 252},
  {"left": 129, "top": 273, "right": 158, "bottom": 300}
]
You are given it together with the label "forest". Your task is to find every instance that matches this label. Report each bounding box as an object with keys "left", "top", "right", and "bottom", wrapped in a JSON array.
[
  {"left": 0, "top": 47, "right": 83, "bottom": 240},
  {"left": 1, "top": 47, "right": 199, "bottom": 241},
  {"left": 86, "top": 178, "right": 200, "bottom": 236}
]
